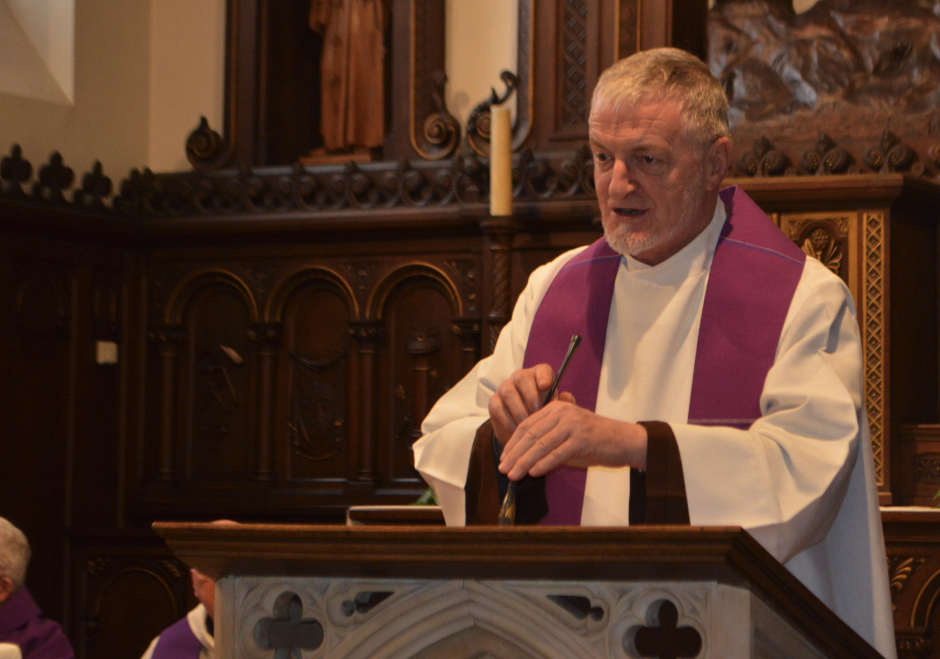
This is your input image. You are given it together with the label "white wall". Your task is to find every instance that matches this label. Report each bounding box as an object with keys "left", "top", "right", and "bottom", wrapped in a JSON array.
[
  {"left": 148, "top": 0, "right": 225, "bottom": 173},
  {"left": 0, "top": 0, "right": 148, "bottom": 184},
  {"left": 445, "top": 0, "right": 518, "bottom": 128},
  {"left": 0, "top": 0, "right": 519, "bottom": 180}
]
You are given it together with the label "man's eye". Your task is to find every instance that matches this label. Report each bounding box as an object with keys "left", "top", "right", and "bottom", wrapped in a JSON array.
[
  {"left": 595, "top": 153, "right": 611, "bottom": 164},
  {"left": 643, "top": 156, "right": 657, "bottom": 164}
]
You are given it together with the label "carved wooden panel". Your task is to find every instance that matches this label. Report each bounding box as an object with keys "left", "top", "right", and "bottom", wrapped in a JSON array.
[
  {"left": 180, "top": 282, "right": 255, "bottom": 481},
  {"left": 376, "top": 265, "right": 468, "bottom": 485},
  {"left": 778, "top": 210, "right": 891, "bottom": 490},
  {"left": 525, "top": 0, "right": 638, "bottom": 152},
  {"left": 882, "top": 511, "right": 940, "bottom": 659},
  {"left": 709, "top": 1, "right": 940, "bottom": 181},
  {"left": 276, "top": 273, "right": 356, "bottom": 484},
  {"left": 72, "top": 544, "right": 193, "bottom": 659}
]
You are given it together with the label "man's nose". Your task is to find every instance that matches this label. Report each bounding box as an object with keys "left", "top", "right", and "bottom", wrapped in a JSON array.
[{"left": 607, "top": 159, "right": 637, "bottom": 198}]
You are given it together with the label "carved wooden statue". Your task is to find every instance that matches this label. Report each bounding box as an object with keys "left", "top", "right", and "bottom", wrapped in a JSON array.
[{"left": 309, "top": 0, "right": 388, "bottom": 152}]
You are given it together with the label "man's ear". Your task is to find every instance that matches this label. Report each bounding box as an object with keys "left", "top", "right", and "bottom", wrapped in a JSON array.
[
  {"left": 0, "top": 577, "right": 15, "bottom": 605},
  {"left": 704, "top": 137, "right": 732, "bottom": 190}
]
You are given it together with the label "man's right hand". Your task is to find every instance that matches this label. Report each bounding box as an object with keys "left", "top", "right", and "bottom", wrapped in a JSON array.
[{"left": 488, "top": 363, "right": 556, "bottom": 446}]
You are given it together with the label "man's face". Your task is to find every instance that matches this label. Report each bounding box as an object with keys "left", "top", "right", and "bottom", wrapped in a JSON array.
[{"left": 589, "top": 94, "right": 718, "bottom": 265}]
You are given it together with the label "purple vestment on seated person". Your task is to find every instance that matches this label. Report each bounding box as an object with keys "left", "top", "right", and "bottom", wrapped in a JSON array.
[
  {"left": 151, "top": 615, "right": 203, "bottom": 659},
  {"left": 0, "top": 588, "right": 74, "bottom": 659}
]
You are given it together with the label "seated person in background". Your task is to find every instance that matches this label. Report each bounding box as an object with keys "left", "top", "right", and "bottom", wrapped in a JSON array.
[
  {"left": 414, "top": 47, "right": 895, "bottom": 658},
  {"left": 0, "top": 517, "right": 74, "bottom": 659},
  {"left": 140, "top": 569, "right": 215, "bottom": 659}
]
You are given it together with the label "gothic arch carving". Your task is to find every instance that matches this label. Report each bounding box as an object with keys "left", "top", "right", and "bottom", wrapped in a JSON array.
[
  {"left": 265, "top": 265, "right": 358, "bottom": 322},
  {"left": 164, "top": 269, "right": 258, "bottom": 326},
  {"left": 911, "top": 567, "right": 940, "bottom": 628},
  {"left": 367, "top": 263, "right": 462, "bottom": 321}
]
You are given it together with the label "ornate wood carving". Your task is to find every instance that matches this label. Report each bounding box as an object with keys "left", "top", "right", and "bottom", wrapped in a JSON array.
[
  {"left": 0, "top": 144, "right": 32, "bottom": 198},
  {"left": 287, "top": 350, "right": 347, "bottom": 462},
  {"left": 889, "top": 556, "right": 928, "bottom": 605},
  {"left": 148, "top": 326, "right": 184, "bottom": 481},
  {"left": 249, "top": 322, "right": 281, "bottom": 480},
  {"left": 800, "top": 135, "right": 854, "bottom": 176},
  {"left": 561, "top": 0, "right": 590, "bottom": 129},
  {"left": 32, "top": 152, "right": 75, "bottom": 205},
  {"left": 413, "top": 72, "right": 461, "bottom": 161},
  {"left": 77, "top": 549, "right": 192, "bottom": 659},
  {"left": 863, "top": 212, "right": 888, "bottom": 489},
  {"left": 710, "top": 1, "right": 940, "bottom": 181},
  {"left": 349, "top": 320, "right": 384, "bottom": 483},
  {"left": 465, "top": 72, "right": 520, "bottom": 157},
  {"left": 481, "top": 218, "right": 520, "bottom": 355},
  {"left": 526, "top": 0, "right": 637, "bottom": 152}
]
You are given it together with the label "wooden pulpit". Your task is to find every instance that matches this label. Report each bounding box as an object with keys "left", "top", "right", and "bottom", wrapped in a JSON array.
[{"left": 154, "top": 523, "right": 881, "bottom": 659}]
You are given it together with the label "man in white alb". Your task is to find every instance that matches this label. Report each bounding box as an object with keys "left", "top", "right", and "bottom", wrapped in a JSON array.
[{"left": 413, "top": 48, "right": 896, "bottom": 658}]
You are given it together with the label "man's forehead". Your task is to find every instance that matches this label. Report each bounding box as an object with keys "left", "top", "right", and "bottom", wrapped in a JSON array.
[{"left": 590, "top": 89, "right": 682, "bottom": 121}]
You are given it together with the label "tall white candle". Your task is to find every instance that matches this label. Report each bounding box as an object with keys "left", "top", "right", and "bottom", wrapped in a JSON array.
[{"left": 489, "top": 105, "right": 513, "bottom": 216}]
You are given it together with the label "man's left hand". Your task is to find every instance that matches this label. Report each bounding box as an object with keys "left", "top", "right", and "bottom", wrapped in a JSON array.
[{"left": 497, "top": 394, "right": 648, "bottom": 480}]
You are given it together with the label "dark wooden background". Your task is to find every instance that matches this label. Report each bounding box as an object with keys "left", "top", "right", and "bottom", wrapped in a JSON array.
[{"left": 3, "top": 1, "right": 940, "bottom": 658}]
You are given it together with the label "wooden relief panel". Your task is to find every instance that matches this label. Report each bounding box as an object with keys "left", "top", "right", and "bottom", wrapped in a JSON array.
[
  {"left": 780, "top": 210, "right": 888, "bottom": 493},
  {"left": 526, "top": 0, "right": 637, "bottom": 152},
  {"left": 180, "top": 282, "right": 255, "bottom": 481},
  {"left": 709, "top": 1, "right": 940, "bottom": 179},
  {"left": 79, "top": 554, "right": 191, "bottom": 659},
  {"left": 376, "top": 266, "right": 467, "bottom": 485},
  {"left": 276, "top": 274, "right": 356, "bottom": 484}
]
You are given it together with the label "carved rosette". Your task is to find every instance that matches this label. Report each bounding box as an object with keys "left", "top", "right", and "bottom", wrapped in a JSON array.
[{"left": 787, "top": 216, "right": 850, "bottom": 278}]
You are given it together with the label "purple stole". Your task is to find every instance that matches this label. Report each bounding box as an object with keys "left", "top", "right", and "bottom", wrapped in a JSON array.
[
  {"left": 0, "top": 586, "right": 75, "bottom": 659},
  {"left": 151, "top": 615, "right": 204, "bottom": 659},
  {"left": 0, "top": 588, "right": 74, "bottom": 659},
  {"left": 523, "top": 187, "right": 806, "bottom": 525}
]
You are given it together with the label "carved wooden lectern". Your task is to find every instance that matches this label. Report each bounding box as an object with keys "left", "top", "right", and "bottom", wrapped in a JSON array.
[{"left": 154, "top": 523, "right": 882, "bottom": 659}]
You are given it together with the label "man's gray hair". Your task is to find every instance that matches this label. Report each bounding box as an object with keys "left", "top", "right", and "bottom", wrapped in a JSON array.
[
  {"left": 592, "top": 47, "right": 730, "bottom": 149},
  {"left": 0, "top": 518, "right": 30, "bottom": 590}
]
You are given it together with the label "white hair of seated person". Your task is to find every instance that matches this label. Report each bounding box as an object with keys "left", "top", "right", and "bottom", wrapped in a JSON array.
[
  {"left": 0, "top": 642, "right": 22, "bottom": 659},
  {"left": 0, "top": 518, "right": 30, "bottom": 605}
]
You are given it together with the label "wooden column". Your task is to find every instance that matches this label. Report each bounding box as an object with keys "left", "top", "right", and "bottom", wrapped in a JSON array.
[
  {"left": 349, "top": 321, "right": 384, "bottom": 482},
  {"left": 452, "top": 319, "right": 482, "bottom": 376},
  {"left": 481, "top": 218, "right": 520, "bottom": 356},
  {"left": 249, "top": 322, "right": 281, "bottom": 481},
  {"left": 150, "top": 326, "right": 183, "bottom": 481}
]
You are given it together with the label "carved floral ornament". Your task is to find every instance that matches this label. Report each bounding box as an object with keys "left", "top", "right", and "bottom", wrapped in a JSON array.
[{"left": 2, "top": 137, "right": 937, "bottom": 219}]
